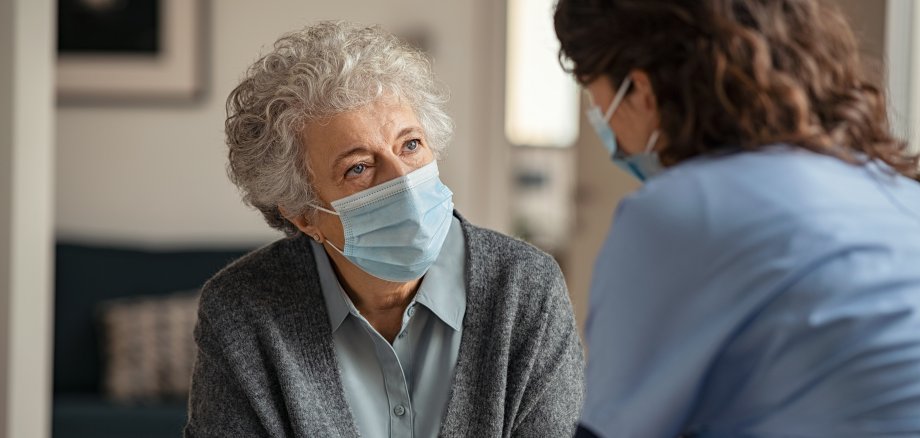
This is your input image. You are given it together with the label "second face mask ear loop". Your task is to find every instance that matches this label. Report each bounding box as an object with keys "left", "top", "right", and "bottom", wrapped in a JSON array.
[
  {"left": 310, "top": 204, "right": 339, "bottom": 216},
  {"left": 306, "top": 202, "right": 342, "bottom": 251},
  {"left": 644, "top": 130, "right": 661, "bottom": 153}
]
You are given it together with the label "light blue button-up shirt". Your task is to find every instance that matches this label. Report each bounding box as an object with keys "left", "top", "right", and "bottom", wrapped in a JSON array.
[
  {"left": 312, "top": 216, "right": 466, "bottom": 438},
  {"left": 581, "top": 147, "right": 920, "bottom": 437}
]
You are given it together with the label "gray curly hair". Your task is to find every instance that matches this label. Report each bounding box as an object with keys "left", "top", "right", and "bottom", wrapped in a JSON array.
[{"left": 225, "top": 21, "right": 453, "bottom": 236}]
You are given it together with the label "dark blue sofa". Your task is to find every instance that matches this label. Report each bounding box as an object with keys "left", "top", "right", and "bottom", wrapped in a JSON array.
[{"left": 52, "top": 242, "right": 251, "bottom": 438}]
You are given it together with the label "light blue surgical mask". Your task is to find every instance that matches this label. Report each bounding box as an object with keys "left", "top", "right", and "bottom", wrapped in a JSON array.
[
  {"left": 586, "top": 76, "right": 664, "bottom": 181},
  {"left": 310, "top": 160, "right": 454, "bottom": 282},
  {"left": 614, "top": 130, "right": 663, "bottom": 181}
]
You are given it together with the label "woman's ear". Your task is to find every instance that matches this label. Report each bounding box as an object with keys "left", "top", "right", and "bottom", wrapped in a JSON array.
[
  {"left": 279, "top": 206, "right": 323, "bottom": 241},
  {"left": 629, "top": 70, "right": 658, "bottom": 113}
]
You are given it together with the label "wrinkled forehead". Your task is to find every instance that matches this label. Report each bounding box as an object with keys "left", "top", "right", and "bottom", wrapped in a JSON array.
[
  {"left": 301, "top": 96, "right": 421, "bottom": 164},
  {"left": 303, "top": 95, "right": 417, "bottom": 139}
]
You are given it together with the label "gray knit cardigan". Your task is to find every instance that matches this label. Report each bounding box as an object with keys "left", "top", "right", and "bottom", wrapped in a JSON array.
[{"left": 184, "top": 215, "right": 585, "bottom": 437}]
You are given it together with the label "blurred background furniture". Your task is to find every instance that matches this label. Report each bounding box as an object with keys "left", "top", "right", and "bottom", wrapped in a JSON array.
[{"left": 52, "top": 242, "right": 249, "bottom": 438}]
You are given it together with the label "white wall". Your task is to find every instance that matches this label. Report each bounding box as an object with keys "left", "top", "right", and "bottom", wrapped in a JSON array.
[
  {"left": 0, "top": 0, "right": 56, "bottom": 436},
  {"left": 886, "top": 0, "right": 920, "bottom": 154},
  {"left": 56, "top": 0, "right": 507, "bottom": 247}
]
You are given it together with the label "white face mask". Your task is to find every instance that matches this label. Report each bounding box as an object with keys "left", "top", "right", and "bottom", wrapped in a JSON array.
[{"left": 585, "top": 75, "right": 663, "bottom": 181}]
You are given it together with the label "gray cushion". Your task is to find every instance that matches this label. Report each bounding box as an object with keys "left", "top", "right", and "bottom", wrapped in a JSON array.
[
  {"left": 98, "top": 291, "right": 199, "bottom": 401},
  {"left": 54, "top": 243, "right": 249, "bottom": 393}
]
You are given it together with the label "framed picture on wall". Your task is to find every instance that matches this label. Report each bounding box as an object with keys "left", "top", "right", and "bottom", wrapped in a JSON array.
[{"left": 56, "top": 0, "right": 204, "bottom": 102}]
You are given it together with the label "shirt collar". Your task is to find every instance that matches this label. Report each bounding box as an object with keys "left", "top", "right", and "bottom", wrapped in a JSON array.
[{"left": 311, "top": 216, "right": 467, "bottom": 333}]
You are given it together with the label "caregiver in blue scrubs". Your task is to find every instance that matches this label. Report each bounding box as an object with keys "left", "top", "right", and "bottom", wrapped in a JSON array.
[{"left": 554, "top": 0, "right": 920, "bottom": 436}]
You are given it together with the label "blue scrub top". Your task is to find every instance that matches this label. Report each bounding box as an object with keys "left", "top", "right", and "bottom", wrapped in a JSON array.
[{"left": 580, "top": 146, "right": 920, "bottom": 437}]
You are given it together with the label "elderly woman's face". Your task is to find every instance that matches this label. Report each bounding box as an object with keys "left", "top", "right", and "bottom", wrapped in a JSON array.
[
  {"left": 305, "top": 96, "right": 435, "bottom": 200},
  {"left": 299, "top": 96, "right": 435, "bottom": 245}
]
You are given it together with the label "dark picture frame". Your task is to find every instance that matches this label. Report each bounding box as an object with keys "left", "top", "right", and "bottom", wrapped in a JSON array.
[{"left": 56, "top": 0, "right": 204, "bottom": 102}]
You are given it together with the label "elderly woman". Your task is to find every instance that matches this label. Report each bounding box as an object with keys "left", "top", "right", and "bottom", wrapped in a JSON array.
[{"left": 183, "top": 22, "right": 584, "bottom": 438}]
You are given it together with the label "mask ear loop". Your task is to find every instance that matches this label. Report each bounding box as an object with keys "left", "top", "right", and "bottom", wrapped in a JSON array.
[
  {"left": 324, "top": 240, "right": 345, "bottom": 255},
  {"left": 307, "top": 203, "right": 345, "bottom": 254},
  {"left": 603, "top": 76, "right": 633, "bottom": 122},
  {"left": 310, "top": 204, "right": 340, "bottom": 216},
  {"left": 644, "top": 130, "right": 661, "bottom": 154}
]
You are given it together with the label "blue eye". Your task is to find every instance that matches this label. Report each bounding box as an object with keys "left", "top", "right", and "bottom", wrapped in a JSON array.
[
  {"left": 348, "top": 163, "right": 367, "bottom": 176},
  {"left": 404, "top": 139, "right": 421, "bottom": 152}
]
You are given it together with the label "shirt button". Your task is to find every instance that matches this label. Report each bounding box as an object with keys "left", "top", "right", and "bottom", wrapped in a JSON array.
[
  {"left": 407, "top": 306, "right": 416, "bottom": 317},
  {"left": 398, "top": 332, "right": 406, "bottom": 339},
  {"left": 393, "top": 405, "right": 406, "bottom": 416}
]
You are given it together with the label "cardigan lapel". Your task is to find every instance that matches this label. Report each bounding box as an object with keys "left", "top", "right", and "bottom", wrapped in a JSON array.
[
  {"left": 437, "top": 213, "right": 506, "bottom": 437},
  {"left": 276, "top": 235, "right": 361, "bottom": 438}
]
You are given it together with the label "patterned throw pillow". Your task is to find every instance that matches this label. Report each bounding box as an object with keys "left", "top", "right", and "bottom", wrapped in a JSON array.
[{"left": 97, "top": 290, "right": 199, "bottom": 402}]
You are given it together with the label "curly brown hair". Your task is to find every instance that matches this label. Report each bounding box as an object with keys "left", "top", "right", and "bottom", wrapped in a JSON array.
[{"left": 554, "top": 0, "right": 919, "bottom": 177}]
